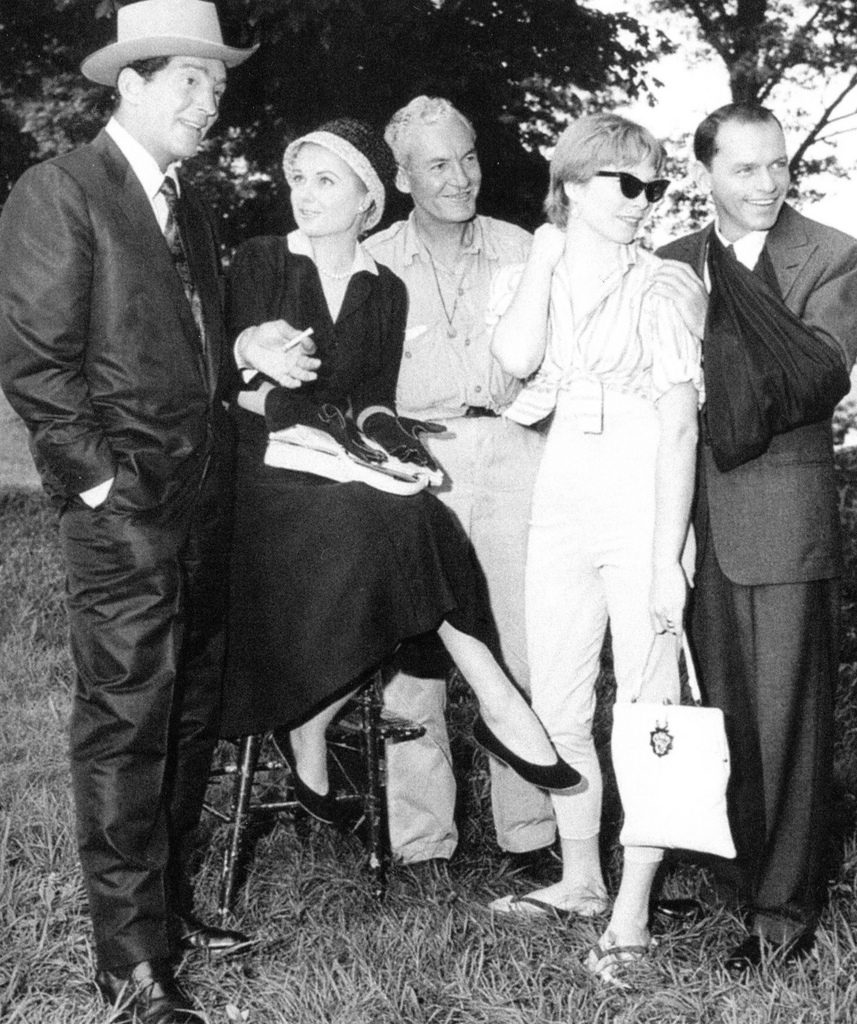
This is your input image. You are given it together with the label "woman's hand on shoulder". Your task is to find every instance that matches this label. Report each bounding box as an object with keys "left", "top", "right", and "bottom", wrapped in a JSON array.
[
  {"left": 235, "top": 320, "right": 320, "bottom": 387},
  {"left": 649, "top": 561, "right": 687, "bottom": 635},
  {"left": 530, "top": 223, "right": 566, "bottom": 270},
  {"left": 650, "top": 260, "right": 708, "bottom": 338}
]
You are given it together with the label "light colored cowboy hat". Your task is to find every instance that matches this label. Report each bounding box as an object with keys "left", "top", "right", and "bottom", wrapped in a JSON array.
[{"left": 81, "top": 0, "right": 258, "bottom": 86}]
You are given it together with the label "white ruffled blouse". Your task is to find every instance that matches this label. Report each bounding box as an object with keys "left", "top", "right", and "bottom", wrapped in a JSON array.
[{"left": 488, "top": 244, "right": 704, "bottom": 426}]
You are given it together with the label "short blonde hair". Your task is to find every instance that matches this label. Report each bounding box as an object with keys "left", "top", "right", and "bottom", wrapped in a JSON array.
[
  {"left": 384, "top": 96, "right": 475, "bottom": 167},
  {"left": 545, "top": 114, "right": 666, "bottom": 229}
]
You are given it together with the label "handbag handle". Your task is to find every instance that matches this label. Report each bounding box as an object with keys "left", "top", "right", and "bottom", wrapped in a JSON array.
[
  {"left": 682, "top": 634, "right": 703, "bottom": 704},
  {"left": 632, "top": 632, "right": 703, "bottom": 704}
]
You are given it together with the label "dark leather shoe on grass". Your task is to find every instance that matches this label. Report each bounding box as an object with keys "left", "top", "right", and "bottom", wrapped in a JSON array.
[
  {"left": 501, "top": 844, "right": 562, "bottom": 885},
  {"left": 653, "top": 897, "right": 707, "bottom": 924},
  {"left": 95, "top": 958, "right": 199, "bottom": 1023},
  {"left": 173, "top": 914, "right": 257, "bottom": 957},
  {"left": 724, "top": 932, "right": 815, "bottom": 974}
]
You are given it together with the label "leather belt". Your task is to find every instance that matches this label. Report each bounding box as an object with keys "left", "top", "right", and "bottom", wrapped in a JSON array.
[{"left": 463, "top": 406, "right": 498, "bottom": 418}]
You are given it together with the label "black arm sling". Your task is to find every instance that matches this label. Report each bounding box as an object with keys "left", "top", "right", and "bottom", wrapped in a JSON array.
[{"left": 703, "top": 233, "right": 850, "bottom": 472}]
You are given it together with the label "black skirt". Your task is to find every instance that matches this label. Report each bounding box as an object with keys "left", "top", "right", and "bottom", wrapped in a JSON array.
[{"left": 220, "top": 425, "right": 494, "bottom": 737}]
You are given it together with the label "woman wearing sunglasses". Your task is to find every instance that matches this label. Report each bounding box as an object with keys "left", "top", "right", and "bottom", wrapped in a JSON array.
[{"left": 489, "top": 114, "right": 705, "bottom": 986}]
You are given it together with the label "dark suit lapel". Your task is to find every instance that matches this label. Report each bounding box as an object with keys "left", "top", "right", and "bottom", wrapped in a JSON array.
[
  {"left": 91, "top": 133, "right": 212, "bottom": 386},
  {"left": 177, "top": 182, "right": 222, "bottom": 394},
  {"left": 764, "top": 204, "right": 817, "bottom": 305}
]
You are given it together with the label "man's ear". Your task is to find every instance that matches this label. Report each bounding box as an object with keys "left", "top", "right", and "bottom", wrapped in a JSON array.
[
  {"left": 395, "top": 165, "right": 412, "bottom": 196},
  {"left": 116, "top": 66, "right": 143, "bottom": 104},
  {"left": 691, "top": 160, "right": 711, "bottom": 194}
]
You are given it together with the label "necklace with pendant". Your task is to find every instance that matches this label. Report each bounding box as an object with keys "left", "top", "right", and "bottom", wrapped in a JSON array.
[{"left": 423, "top": 245, "right": 463, "bottom": 338}]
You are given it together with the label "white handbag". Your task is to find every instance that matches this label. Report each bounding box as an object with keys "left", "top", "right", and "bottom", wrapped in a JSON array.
[
  {"left": 610, "top": 636, "right": 736, "bottom": 859},
  {"left": 264, "top": 424, "right": 443, "bottom": 495}
]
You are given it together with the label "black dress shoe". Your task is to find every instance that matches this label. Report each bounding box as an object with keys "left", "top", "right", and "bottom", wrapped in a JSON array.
[
  {"left": 172, "top": 914, "right": 256, "bottom": 957},
  {"left": 95, "top": 958, "right": 198, "bottom": 1024},
  {"left": 653, "top": 897, "right": 707, "bottom": 924},
  {"left": 473, "top": 716, "right": 581, "bottom": 791},
  {"left": 724, "top": 932, "right": 815, "bottom": 974}
]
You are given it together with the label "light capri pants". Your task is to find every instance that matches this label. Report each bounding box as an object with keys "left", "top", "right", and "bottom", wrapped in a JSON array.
[{"left": 527, "top": 383, "right": 682, "bottom": 864}]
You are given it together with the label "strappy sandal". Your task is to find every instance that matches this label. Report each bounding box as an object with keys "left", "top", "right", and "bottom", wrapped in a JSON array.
[
  {"left": 584, "top": 934, "right": 656, "bottom": 990},
  {"left": 490, "top": 892, "right": 608, "bottom": 922}
]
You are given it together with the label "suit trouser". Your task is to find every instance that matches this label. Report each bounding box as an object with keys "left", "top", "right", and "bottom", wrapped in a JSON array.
[
  {"left": 61, "top": 451, "right": 231, "bottom": 971},
  {"left": 527, "top": 389, "right": 680, "bottom": 859},
  {"left": 689, "top": 522, "right": 837, "bottom": 941},
  {"left": 384, "top": 416, "right": 556, "bottom": 861}
]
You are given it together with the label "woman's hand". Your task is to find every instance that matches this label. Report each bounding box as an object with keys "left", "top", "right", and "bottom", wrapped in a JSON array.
[
  {"left": 235, "top": 320, "right": 320, "bottom": 387},
  {"left": 649, "top": 561, "right": 687, "bottom": 635},
  {"left": 651, "top": 261, "right": 708, "bottom": 338},
  {"left": 530, "top": 223, "right": 566, "bottom": 270}
]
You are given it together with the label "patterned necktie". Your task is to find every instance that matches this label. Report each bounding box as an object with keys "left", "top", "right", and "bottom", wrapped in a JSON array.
[{"left": 159, "top": 177, "right": 206, "bottom": 349}]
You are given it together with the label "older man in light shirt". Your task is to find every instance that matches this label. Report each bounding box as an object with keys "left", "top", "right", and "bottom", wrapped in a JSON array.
[{"left": 365, "top": 96, "right": 557, "bottom": 874}]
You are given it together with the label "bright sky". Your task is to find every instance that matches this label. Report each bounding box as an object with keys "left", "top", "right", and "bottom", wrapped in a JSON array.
[{"left": 588, "top": 0, "right": 857, "bottom": 237}]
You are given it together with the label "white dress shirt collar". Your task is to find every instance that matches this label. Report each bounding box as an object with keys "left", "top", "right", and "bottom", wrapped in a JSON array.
[
  {"left": 287, "top": 229, "right": 378, "bottom": 276},
  {"left": 714, "top": 222, "right": 768, "bottom": 271},
  {"left": 105, "top": 117, "right": 180, "bottom": 206}
]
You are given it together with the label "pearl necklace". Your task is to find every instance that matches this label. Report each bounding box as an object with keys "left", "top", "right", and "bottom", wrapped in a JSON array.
[{"left": 317, "top": 263, "right": 352, "bottom": 281}]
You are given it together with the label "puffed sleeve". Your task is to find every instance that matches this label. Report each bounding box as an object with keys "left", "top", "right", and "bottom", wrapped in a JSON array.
[
  {"left": 641, "top": 287, "right": 705, "bottom": 402},
  {"left": 484, "top": 263, "right": 525, "bottom": 328}
]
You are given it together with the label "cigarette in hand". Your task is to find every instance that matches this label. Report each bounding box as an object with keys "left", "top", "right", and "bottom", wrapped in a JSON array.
[{"left": 282, "top": 327, "right": 314, "bottom": 351}]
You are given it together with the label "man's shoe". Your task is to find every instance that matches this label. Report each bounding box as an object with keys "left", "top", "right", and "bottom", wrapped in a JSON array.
[
  {"left": 724, "top": 932, "right": 815, "bottom": 974},
  {"left": 653, "top": 897, "right": 707, "bottom": 924},
  {"left": 95, "top": 958, "right": 199, "bottom": 1023},
  {"left": 501, "top": 844, "right": 561, "bottom": 885},
  {"left": 172, "top": 914, "right": 257, "bottom": 957}
]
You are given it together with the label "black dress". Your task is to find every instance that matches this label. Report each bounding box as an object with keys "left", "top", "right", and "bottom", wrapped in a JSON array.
[{"left": 220, "top": 234, "right": 494, "bottom": 737}]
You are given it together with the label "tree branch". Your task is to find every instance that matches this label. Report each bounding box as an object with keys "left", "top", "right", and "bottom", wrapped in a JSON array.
[{"left": 790, "top": 69, "right": 857, "bottom": 171}]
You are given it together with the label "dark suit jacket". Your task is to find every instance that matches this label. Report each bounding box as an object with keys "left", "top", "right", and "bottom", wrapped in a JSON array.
[
  {"left": 659, "top": 204, "right": 857, "bottom": 585},
  {"left": 0, "top": 129, "right": 230, "bottom": 511}
]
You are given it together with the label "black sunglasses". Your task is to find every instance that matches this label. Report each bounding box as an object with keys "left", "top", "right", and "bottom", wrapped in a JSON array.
[{"left": 594, "top": 171, "right": 670, "bottom": 204}]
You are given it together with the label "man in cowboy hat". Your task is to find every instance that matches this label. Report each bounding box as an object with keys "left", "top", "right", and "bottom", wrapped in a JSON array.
[{"left": 0, "top": 3, "right": 299, "bottom": 1020}]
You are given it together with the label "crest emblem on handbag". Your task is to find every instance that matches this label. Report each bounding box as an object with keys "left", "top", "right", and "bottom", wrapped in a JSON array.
[
  {"left": 649, "top": 722, "right": 674, "bottom": 757},
  {"left": 611, "top": 635, "right": 736, "bottom": 859}
]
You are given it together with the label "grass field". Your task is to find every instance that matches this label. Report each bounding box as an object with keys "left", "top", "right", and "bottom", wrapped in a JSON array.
[{"left": 2, "top": 453, "right": 857, "bottom": 1023}]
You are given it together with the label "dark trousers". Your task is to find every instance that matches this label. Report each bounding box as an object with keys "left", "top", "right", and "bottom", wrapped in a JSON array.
[
  {"left": 689, "top": 521, "right": 837, "bottom": 941},
  {"left": 61, "top": 450, "right": 232, "bottom": 971}
]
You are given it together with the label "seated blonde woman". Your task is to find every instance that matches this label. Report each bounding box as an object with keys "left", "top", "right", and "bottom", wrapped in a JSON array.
[{"left": 221, "top": 118, "right": 579, "bottom": 826}]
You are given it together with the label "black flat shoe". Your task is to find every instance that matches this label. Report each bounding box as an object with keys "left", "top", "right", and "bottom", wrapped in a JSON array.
[
  {"left": 473, "top": 716, "right": 581, "bottom": 791},
  {"left": 275, "top": 734, "right": 342, "bottom": 824},
  {"left": 95, "top": 958, "right": 198, "bottom": 1024},
  {"left": 724, "top": 932, "right": 815, "bottom": 974},
  {"left": 172, "top": 914, "right": 257, "bottom": 957}
]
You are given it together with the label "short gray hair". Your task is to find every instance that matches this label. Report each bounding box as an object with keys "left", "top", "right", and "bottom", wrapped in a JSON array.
[{"left": 384, "top": 96, "right": 476, "bottom": 167}]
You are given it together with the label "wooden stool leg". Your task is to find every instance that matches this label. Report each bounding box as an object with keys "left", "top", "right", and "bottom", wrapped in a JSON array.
[
  {"left": 360, "top": 670, "right": 388, "bottom": 899},
  {"left": 218, "top": 733, "right": 263, "bottom": 923}
]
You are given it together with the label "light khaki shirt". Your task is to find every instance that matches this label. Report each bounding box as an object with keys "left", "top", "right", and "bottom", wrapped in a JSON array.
[{"left": 365, "top": 213, "right": 531, "bottom": 420}]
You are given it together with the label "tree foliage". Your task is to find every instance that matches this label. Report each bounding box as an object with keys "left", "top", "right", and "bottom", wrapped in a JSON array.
[
  {"left": 651, "top": 0, "right": 857, "bottom": 175},
  {"left": 0, "top": 0, "right": 666, "bottom": 240}
]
